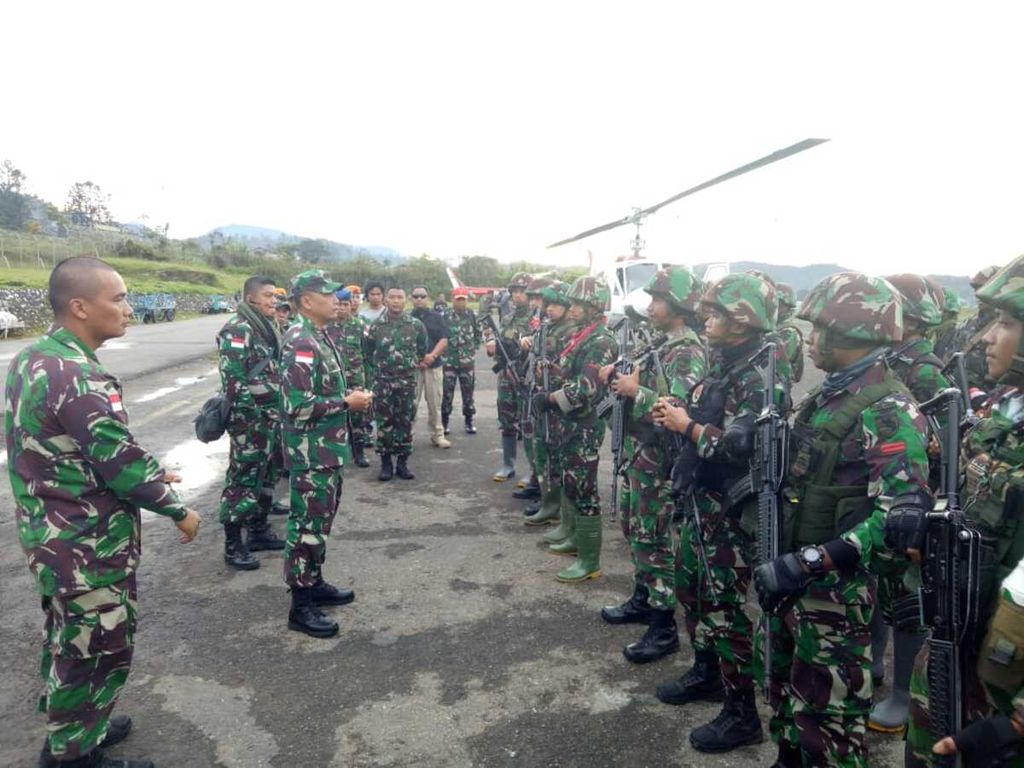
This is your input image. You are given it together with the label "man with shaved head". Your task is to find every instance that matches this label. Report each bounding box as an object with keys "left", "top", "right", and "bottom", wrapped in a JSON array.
[{"left": 6, "top": 256, "right": 202, "bottom": 767}]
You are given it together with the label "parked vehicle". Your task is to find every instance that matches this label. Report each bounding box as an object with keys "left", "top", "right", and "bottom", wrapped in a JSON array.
[
  {"left": 204, "top": 295, "right": 234, "bottom": 314},
  {"left": 129, "top": 293, "right": 177, "bottom": 323}
]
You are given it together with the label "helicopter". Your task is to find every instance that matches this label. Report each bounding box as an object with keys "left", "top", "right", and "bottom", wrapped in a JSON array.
[{"left": 546, "top": 138, "right": 829, "bottom": 318}]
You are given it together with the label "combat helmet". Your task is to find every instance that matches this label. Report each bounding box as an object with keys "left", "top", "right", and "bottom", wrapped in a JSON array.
[
  {"left": 884, "top": 274, "right": 943, "bottom": 328},
  {"left": 567, "top": 275, "right": 611, "bottom": 312},
  {"left": 644, "top": 266, "right": 703, "bottom": 315},
  {"left": 540, "top": 280, "right": 571, "bottom": 307},
  {"left": 798, "top": 272, "right": 902, "bottom": 345},
  {"left": 971, "top": 265, "right": 1001, "bottom": 292},
  {"left": 526, "top": 277, "right": 553, "bottom": 296},
  {"left": 941, "top": 287, "right": 962, "bottom": 319},
  {"left": 700, "top": 273, "right": 777, "bottom": 332},
  {"left": 508, "top": 272, "right": 533, "bottom": 291},
  {"left": 976, "top": 254, "right": 1024, "bottom": 385},
  {"left": 776, "top": 283, "right": 798, "bottom": 322}
]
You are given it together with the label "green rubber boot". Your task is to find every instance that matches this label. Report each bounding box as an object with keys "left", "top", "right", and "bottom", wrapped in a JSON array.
[
  {"left": 543, "top": 490, "right": 572, "bottom": 544},
  {"left": 556, "top": 513, "right": 602, "bottom": 583},
  {"left": 525, "top": 483, "right": 562, "bottom": 527}
]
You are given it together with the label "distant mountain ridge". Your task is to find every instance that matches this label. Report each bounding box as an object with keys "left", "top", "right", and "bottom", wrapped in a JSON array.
[
  {"left": 694, "top": 261, "right": 975, "bottom": 306},
  {"left": 202, "top": 224, "right": 405, "bottom": 264}
]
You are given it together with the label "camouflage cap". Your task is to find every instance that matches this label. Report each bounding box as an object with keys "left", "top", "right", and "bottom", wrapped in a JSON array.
[
  {"left": 971, "top": 265, "right": 1002, "bottom": 292},
  {"left": 976, "top": 254, "right": 1024, "bottom": 320},
  {"left": 643, "top": 266, "right": 703, "bottom": 315},
  {"left": 798, "top": 271, "right": 903, "bottom": 344},
  {"left": 539, "top": 280, "right": 571, "bottom": 306},
  {"left": 526, "top": 277, "right": 553, "bottom": 296},
  {"left": 884, "top": 274, "right": 942, "bottom": 327},
  {"left": 776, "top": 283, "right": 798, "bottom": 309},
  {"left": 567, "top": 275, "right": 610, "bottom": 311},
  {"left": 700, "top": 273, "right": 777, "bottom": 331},
  {"left": 508, "top": 272, "right": 533, "bottom": 291},
  {"left": 291, "top": 269, "right": 342, "bottom": 298}
]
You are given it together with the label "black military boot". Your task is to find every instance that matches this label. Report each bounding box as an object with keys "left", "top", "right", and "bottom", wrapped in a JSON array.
[
  {"left": 223, "top": 522, "right": 259, "bottom": 570},
  {"left": 464, "top": 416, "right": 476, "bottom": 434},
  {"left": 513, "top": 476, "right": 540, "bottom": 500},
  {"left": 601, "top": 584, "right": 653, "bottom": 625},
  {"left": 689, "top": 687, "right": 764, "bottom": 753},
  {"left": 288, "top": 587, "right": 339, "bottom": 638},
  {"left": 523, "top": 498, "right": 542, "bottom": 515},
  {"left": 656, "top": 650, "right": 725, "bottom": 705},
  {"left": 378, "top": 454, "right": 394, "bottom": 482},
  {"left": 442, "top": 415, "right": 451, "bottom": 436},
  {"left": 52, "top": 749, "right": 154, "bottom": 767},
  {"left": 40, "top": 715, "right": 133, "bottom": 767},
  {"left": 770, "top": 741, "right": 803, "bottom": 768},
  {"left": 309, "top": 579, "right": 355, "bottom": 606},
  {"left": 247, "top": 515, "right": 285, "bottom": 552},
  {"left": 395, "top": 455, "right": 415, "bottom": 479},
  {"left": 623, "top": 608, "right": 679, "bottom": 663},
  {"left": 352, "top": 443, "right": 370, "bottom": 468},
  {"left": 269, "top": 501, "right": 290, "bottom": 516}
]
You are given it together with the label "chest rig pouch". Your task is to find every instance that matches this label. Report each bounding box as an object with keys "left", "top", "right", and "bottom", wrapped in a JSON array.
[{"left": 783, "top": 376, "right": 907, "bottom": 550}]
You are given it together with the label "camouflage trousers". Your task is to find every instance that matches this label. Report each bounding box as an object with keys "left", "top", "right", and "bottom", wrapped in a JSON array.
[
  {"left": 765, "top": 569, "right": 874, "bottom": 768},
  {"left": 39, "top": 577, "right": 137, "bottom": 760},
  {"left": 219, "top": 415, "right": 279, "bottom": 525},
  {"left": 346, "top": 366, "right": 370, "bottom": 448},
  {"left": 442, "top": 362, "right": 476, "bottom": 422},
  {"left": 559, "top": 419, "right": 605, "bottom": 516},
  {"left": 284, "top": 468, "right": 344, "bottom": 588},
  {"left": 675, "top": 515, "right": 710, "bottom": 652},
  {"left": 622, "top": 443, "right": 677, "bottom": 611},
  {"left": 374, "top": 377, "right": 417, "bottom": 458},
  {"left": 497, "top": 373, "right": 521, "bottom": 438}
]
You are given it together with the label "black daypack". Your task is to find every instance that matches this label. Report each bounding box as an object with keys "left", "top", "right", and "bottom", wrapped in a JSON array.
[{"left": 193, "top": 357, "right": 273, "bottom": 443}]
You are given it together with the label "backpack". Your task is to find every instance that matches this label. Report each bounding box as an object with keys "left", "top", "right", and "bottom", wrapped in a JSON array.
[{"left": 193, "top": 357, "right": 273, "bottom": 443}]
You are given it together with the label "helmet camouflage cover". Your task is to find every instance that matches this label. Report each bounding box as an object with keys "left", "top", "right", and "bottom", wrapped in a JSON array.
[
  {"left": 798, "top": 271, "right": 903, "bottom": 344},
  {"left": 508, "top": 272, "right": 533, "bottom": 291},
  {"left": 644, "top": 266, "right": 703, "bottom": 315},
  {"left": 976, "top": 254, "right": 1024, "bottom": 321},
  {"left": 526, "top": 277, "right": 553, "bottom": 296},
  {"left": 884, "top": 273, "right": 942, "bottom": 327},
  {"left": 700, "top": 272, "right": 777, "bottom": 331},
  {"left": 776, "top": 282, "right": 798, "bottom": 309},
  {"left": 942, "top": 287, "right": 962, "bottom": 316},
  {"left": 567, "top": 275, "right": 611, "bottom": 311},
  {"left": 540, "top": 280, "right": 570, "bottom": 306},
  {"left": 971, "top": 265, "right": 1001, "bottom": 292}
]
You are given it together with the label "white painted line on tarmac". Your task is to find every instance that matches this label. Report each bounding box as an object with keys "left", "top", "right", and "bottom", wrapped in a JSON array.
[
  {"left": 0, "top": 450, "right": 6, "bottom": 466},
  {"left": 99, "top": 340, "right": 134, "bottom": 350},
  {"left": 134, "top": 368, "right": 218, "bottom": 404}
]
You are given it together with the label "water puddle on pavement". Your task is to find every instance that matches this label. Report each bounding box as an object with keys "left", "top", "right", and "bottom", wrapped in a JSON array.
[
  {"left": 142, "top": 436, "right": 229, "bottom": 520},
  {"left": 135, "top": 368, "right": 218, "bottom": 403},
  {"left": 99, "top": 340, "right": 134, "bottom": 350}
]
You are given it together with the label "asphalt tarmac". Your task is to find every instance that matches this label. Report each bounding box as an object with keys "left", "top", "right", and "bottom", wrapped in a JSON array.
[{"left": 0, "top": 317, "right": 903, "bottom": 767}]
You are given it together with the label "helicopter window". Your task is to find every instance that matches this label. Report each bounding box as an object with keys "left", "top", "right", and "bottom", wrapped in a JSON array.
[{"left": 622, "top": 263, "right": 659, "bottom": 294}]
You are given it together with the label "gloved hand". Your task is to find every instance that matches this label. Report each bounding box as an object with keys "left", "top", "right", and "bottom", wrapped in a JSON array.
[
  {"left": 532, "top": 391, "right": 553, "bottom": 415},
  {"left": 753, "top": 553, "right": 809, "bottom": 615},
  {"left": 884, "top": 490, "right": 934, "bottom": 554},
  {"left": 950, "top": 714, "right": 1023, "bottom": 767}
]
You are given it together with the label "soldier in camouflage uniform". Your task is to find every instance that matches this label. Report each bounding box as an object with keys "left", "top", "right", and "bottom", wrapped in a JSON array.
[
  {"left": 280, "top": 270, "right": 373, "bottom": 639},
  {"left": 515, "top": 277, "right": 553, "bottom": 501},
  {"left": 523, "top": 281, "right": 573, "bottom": 524},
  {"left": 534, "top": 276, "right": 618, "bottom": 583},
  {"left": 776, "top": 282, "right": 805, "bottom": 383},
  {"left": 365, "top": 286, "right": 429, "bottom": 481},
  {"left": 217, "top": 275, "right": 286, "bottom": 571},
  {"left": 488, "top": 272, "right": 533, "bottom": 481},
  {"left": 599, "top": 267, "right": 707, "bottom": 665},
  {"left": 325, "top": 287, "right": 372, "bottom": 468},
  {"left": 6, "top": 257, "right": 201, "bottom": 768},
  {"left": 651, "top": 272, "right": 788, "bottom": 752},
  {"left": 441, "top": 286, "right": 482, "bottom": 435},
  {"left": 936, "top": 266, "right": 1001, "bottom": 394},
  {"left": 900, "top": 254, "right": 1024, "bottom": 766},
  {"left": 753, "top": 272, "right": 931, "bottom": 767}
]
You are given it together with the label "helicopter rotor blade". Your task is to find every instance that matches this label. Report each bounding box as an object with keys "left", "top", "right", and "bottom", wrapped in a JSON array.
[{"left": 546, "top": 138, "right": 828, "bottom": 249}]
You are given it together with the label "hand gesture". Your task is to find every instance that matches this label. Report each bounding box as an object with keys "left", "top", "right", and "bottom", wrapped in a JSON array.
[
  {"left": 176, "top": 509, "right": 201, "bottom": 543},
  {"left": 346, "top": 389, "right": 374, "bottom": 412},
  {"left": 610, "top": 368, "right": 639, "bottom": 398}
]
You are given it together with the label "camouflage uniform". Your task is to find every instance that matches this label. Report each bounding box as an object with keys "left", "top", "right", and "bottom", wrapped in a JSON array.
[
  {"left": 366, "top": 309, "right": 428, "bottom": 458},
  {"left": 5, "top": 326, "right": 186, "bottom": 761},
  {"left": 496, "top": 273, "right": 535, "bottom": 439},
  {"left": 764, "top": 273, "right": 931, "bottom": 767},
  {"left": 776, "top": 283, "right": 805, "bottom": 383},
  {"left": 325, "top": 314, "right": 370, "bottom": 448},
  {"left": 441, "top": 301, "right": 481, "bottom": 427},
  {"left": 217, "top": 306, "right": 281, "bottom": 525},
  {"left": 280, "top": 274, "right": 353, "bottom": 588},
  {"left": 906, "top": 257, "right": 1024, "bottom": 766}
]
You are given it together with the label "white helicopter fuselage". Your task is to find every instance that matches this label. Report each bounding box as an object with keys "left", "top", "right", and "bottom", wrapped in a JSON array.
[{"left": 599, "top": 256, "right": 730, "bottom": 320}]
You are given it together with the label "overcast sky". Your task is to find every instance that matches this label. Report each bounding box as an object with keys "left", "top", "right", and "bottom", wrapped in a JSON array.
[{"left": 3, "top": 2, "right": 1023, "bottom": 276}]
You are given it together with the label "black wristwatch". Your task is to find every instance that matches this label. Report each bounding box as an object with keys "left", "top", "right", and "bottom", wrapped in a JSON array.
[{"left": 797, "top": 545, "right": 826, "bottom": 577}]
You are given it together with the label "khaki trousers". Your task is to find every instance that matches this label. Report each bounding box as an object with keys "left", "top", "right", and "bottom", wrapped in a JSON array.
[{"left": 415, "top": 366, "right": 444, "bottom": 439}]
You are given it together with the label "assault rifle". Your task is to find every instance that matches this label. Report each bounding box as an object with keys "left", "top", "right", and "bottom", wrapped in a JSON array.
[
  {"left": 942, "top": 351, "right": 979, "bottom": 428},
  {"left": 751, "top": 342, "right": 790, "bottom": 699},
  {"left": 481, "top": 313, "right": 521, "bottom": 387},
  {"left": 538, "top": 317, "right": 551, "bottom": 443},
  {"left": 918, "top": 387, "right": 983, "bottom": 767},
  {"left": 521, "top": 311, "right": 540, "bottom": 430}
]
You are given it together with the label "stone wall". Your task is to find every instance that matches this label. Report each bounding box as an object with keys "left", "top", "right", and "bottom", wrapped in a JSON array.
[{"left": 0, "top": 288, "right": 221, "bottom": 333}]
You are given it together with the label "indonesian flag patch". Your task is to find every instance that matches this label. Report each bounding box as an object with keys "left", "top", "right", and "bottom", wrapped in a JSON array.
[
  {"left": 879, "top": 441, "right": 906, "bottom": 456},
  {"left": 230, "top": 336, "right": 245, "bottom": 349},
  {"left": 295, "top": 351, "right": 314, "bottom": 365},
  {"left": 110, "top": 393, "right": 124, "bottom": 413}
]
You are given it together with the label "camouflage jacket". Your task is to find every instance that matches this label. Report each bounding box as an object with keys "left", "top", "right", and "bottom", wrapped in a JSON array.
[
  {"left": 551, "top": 320, "right": 618, "bottom": 422},
  {"left": 535, "top": 317, "right": 576, "bottom": 392},
  {"left": 217, "top": 312, "right": 281, "bottom": 425},
  {"left": 630, "top": 327, "right": 706, "bottom": 438},
  {"left": 365, "top": 310, "right": 428, "bottom": 387},
  {"left": 499, "top": 303, "right": 535, "bottom": 371},
  {"left": 5, "top": 326, "right": 186, "bottom": 597},
  {"left": 777, "top": 321, "right": 804, "bottom": 383},
  {"left": 444, "top": 307, "right": 482, "bottom": 368},
  {"left": 886, "top": 336, "right": 950, "bottom": 406},
  {"left": 325, "top": 315, "right": 368, "bottom": 378},
  {"left": 280, "top": 313, "right": 350, "bottom": 471}
]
